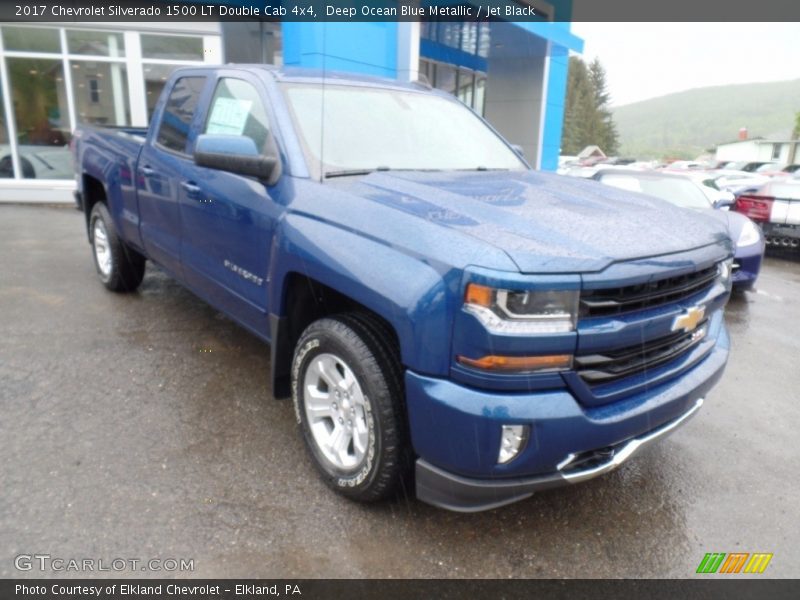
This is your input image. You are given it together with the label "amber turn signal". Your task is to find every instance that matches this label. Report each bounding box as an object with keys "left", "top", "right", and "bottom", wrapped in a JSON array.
[
  {"left": 457, "top": 353, "right": 573, "bottom": 372},
  {"left": 464, "top": 283, "right": 494, "bottom": 307}
]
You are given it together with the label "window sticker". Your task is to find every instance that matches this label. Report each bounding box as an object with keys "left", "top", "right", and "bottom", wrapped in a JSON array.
[{"left": 206, "top": 97, "right": 252, "bottom": 135}]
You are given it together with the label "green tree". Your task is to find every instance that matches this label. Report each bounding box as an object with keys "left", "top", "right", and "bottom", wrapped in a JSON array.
[
  {"left": 588, "top": 58, "right": 619, "bottom": 155},
  {"left": 790, "top": 111, "right": 800, "bottom": 165},
  {"left": 561, "top": 56, "right": 619, "bottom": 156},
  {"left": 561, "top": 57, "right": 592, "bottom": 155}
]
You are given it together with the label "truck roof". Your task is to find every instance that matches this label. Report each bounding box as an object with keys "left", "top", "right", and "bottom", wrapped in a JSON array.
[{"left": 187, "top": 64, "right": 433, "bottom": 92}]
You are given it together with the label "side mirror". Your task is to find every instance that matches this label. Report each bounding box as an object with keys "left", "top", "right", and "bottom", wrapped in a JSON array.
[
  {"left": 713, "top": 192, "right": 735, "bottom": 209},
  {"left": 194, "top": 134, "right": 280, "bottom": 184}
]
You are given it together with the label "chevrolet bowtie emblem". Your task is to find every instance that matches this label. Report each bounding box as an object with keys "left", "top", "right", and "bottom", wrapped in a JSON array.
[{"left": 673, "top": 306, "right": 706, "bottom": 333}]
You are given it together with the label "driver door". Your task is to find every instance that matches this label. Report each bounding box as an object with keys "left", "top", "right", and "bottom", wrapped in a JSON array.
[{"left": 179, "top": 71, "right": 281, "bottom": 335}]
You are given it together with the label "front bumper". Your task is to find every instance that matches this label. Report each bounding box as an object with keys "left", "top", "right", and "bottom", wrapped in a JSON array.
[
  {"left": 407, "top": 322, "right": 729, "bottom": 512},
  {"left": 417, "top": 397, "right": 704, "bottom": 512},
  {"left": 732, "top": 242, "right": 763, "bottom": 289}
]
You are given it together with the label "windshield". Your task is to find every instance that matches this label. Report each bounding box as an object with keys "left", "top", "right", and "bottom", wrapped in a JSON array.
[
  {"left": 725, "top": 161, "right": 747, "bottom": 171},
  {"left": 281, "top": 83, "right": 527, "bottom": 178},
  {"left": 599, "top": 174, "right": 712, "bottom": 210}
]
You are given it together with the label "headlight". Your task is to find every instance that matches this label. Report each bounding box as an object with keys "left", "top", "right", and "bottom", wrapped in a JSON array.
[
  {"left": 464, "top": 283, "right": 579, "bottom": 334},
  {"left": 737, "top": 220, "right": 762, "bottom": 248}
]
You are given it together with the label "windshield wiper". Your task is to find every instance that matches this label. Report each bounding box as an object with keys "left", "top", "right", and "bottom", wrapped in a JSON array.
[
  {"left": 460, "top": 167, "right": 511, "bottom": 171},
  {"left": 325, "top": 166, "right": 391, "bottom": 179},
  {"left": 324, "top": 167, "right": 449, "bottom": 178}
]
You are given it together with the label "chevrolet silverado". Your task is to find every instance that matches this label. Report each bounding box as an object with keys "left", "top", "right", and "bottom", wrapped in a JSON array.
[{"left": 73, "top": 65, "right": 734, "bottom": 512}]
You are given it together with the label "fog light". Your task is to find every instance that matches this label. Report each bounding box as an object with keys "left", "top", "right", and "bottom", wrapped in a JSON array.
[{"left": 498, "top": 425, "right": 529, "bottom": 464}]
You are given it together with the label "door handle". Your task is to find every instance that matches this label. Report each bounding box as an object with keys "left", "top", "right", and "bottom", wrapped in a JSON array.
[
  {"left": 180, "top": 181, "right": 203, "bottom": 198},
  {"left": 140, "top": 165, "right": 156, "bottom": 177}
]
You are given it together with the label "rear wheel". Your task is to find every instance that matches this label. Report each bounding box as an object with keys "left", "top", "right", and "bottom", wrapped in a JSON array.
[
  {"left": 291, "top": 313, "right": 409, "bottom": 502},
  {"left": 89, "top": 202, "right": 145, "bottom": 292}
]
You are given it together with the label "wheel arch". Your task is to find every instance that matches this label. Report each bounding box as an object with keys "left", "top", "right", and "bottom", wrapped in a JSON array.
[
  {"left": 270, "top": 272, "right": 404, "bottom": 398},
  {"left": 267, "top": 219, "right": 456, "bottom": 398},
  {"left": 82, "top": 174, "right": 108, "bottom": 239}
]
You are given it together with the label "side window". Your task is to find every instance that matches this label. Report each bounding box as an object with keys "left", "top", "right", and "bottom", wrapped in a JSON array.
[
  {"left": 203, "top": 78, "right": 270, "bottom": 152},
  {"left": 156, "top": 76, "right": 206, "bottom": 153}
]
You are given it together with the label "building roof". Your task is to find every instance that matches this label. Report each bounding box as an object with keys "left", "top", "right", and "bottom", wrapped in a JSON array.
[
  {"left": 577, "top": 145, "right": 606, "bottom": 159},
  {"left": 717, "top": 131, "right": 795, "bottom": 147},
  {"left": 716, "top": 137, "right": 764, "bottom": 147}
]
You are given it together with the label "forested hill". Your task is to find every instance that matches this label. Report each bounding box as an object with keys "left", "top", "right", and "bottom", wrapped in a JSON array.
[{"left": 612, "top": 79, "right": 800, "bottom": 159}]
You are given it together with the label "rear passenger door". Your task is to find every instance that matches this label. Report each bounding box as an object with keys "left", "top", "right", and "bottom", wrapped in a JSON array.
[
  {"left": 178, "top": 71, "right": 281, "bottom": 335},
  {"left": 137, "top": 74, "right": 209, "bottom": 277}
]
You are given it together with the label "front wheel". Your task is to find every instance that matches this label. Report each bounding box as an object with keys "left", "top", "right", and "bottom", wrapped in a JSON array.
[{"left": 291, "top": 313, "right": 409, "bottom": 502}]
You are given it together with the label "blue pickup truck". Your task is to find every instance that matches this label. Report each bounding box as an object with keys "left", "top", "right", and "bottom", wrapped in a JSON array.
[{"left": 73, "top": 65, "right": 733, "bottom": 512}]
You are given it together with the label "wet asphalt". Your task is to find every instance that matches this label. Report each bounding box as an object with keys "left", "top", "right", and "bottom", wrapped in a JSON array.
[{"left": 1, "top": 204, "right": 799, "bottom": 579}]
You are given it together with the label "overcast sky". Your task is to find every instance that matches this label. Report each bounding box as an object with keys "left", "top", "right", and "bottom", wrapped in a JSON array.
[{"left": 570, "top": 23, "right": 800, "bottom": 107}]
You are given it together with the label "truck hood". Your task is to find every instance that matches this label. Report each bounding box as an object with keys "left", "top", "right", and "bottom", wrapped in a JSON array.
[{"left": 344, "top": 170, "right": 732, "bottom": 273}]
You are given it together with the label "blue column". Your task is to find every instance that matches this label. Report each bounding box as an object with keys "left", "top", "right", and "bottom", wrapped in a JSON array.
[
  {"left": 282, "top": 22, "right": 399, "bottom": 78},
  {"left": 515, "top": 21, "right": 582, "bottom": 171}
]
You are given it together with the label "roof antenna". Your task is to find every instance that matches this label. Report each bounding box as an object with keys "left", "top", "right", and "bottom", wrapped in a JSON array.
[{"left": 319, "top": 25, "right": 327, "bottom": 183}]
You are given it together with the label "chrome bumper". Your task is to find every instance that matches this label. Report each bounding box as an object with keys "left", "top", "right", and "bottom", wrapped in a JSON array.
[{"left": 558, "top": 397, "right": 703, "bottom": 484}]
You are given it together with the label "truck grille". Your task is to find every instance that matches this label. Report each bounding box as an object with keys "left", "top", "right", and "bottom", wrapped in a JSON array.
[
  {"left": 575, "top": 321, "right": 708, "bottom": 385},
  {"left": 580, "top": 265, "right": 718, "bottom": 318}
]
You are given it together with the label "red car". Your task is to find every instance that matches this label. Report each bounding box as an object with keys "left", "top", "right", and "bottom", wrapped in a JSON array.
[{"left": 734, "top": 179, "right": 800, "bottom": 250}]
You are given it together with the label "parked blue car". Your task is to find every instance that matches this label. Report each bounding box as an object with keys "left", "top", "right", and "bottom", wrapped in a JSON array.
[
  {"left": 73, "top": 66, "right": 733, "bottom": 511},
  {"left": 593, "top": 169, "right": 764, "bottom": 290}
]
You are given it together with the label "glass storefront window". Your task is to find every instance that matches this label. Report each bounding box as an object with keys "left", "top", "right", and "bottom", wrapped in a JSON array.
[
  {"left": 264, "top": 23, "right": 282, "bottom": 66},
  {"left": 220, "top": 22, "right": 282, "bottom": 65},
  {"left": 460, "top": 23, "right": 478, "bottom": 55},
  {"left": 141, "top": 34, "right": 204, "bottom": 61},
  {"left": 70, "top": 61, "right": 130, "bottom": 126},
  {"left": 0, "top": 85, "right": 12, "bottom": 178},
  {"left": 0, "top": 27, "right": 215, "bottom": 181},
  {"left": 457, "top": 68, "right": 474, "bottom": 107},
  {"left": 419, "top": 59, "right": 486, "bottom": 115},
  {"left": 475, "top": 76, "right": 487, "bottom": 117},
  {"left": 2, "top": 26, "right": 61, "bottom": 53},
  {"left": 477, "top": 23, "right": 491, "bottom": 58},
  {"left": 420, "top": 22, "right": 431, "bottom": 41},
  {"left": 7, "top": 57, "right": 73, "bottom": 179},
  {"left": 418, "top": 59, "right": 432, "bottom": 85},
  {"left": 66, "top": 30, "right": 125, "bottom": 57},
  {"left": 436, "top": 64, "right": 457, "bottom": 95}
]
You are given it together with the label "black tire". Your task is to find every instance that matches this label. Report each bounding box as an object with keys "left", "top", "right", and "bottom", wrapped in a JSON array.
[
  {"left": 89, "top": 202, "right": 146, "bottom": 292},
  {"left": 291, "top": 313, "right": 409, "bottom": 502}
]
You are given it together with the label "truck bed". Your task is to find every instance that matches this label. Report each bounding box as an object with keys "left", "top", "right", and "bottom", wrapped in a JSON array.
[
  {"left": 79, "top": 124, "right": 148, "bottom": 141},
  {"left": 74, "top": 124, "right": 149, "bottom": 249}
]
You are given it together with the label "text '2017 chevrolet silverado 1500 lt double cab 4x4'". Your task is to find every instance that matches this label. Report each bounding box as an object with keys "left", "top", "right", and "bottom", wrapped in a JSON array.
[{"left": 73, "top": 66, "right": 734, "bottom": 512}]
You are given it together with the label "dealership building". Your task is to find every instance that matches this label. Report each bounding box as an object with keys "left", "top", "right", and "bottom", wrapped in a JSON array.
[{"left": 0, "top": 7, "right": 582, "bottom": 202}]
